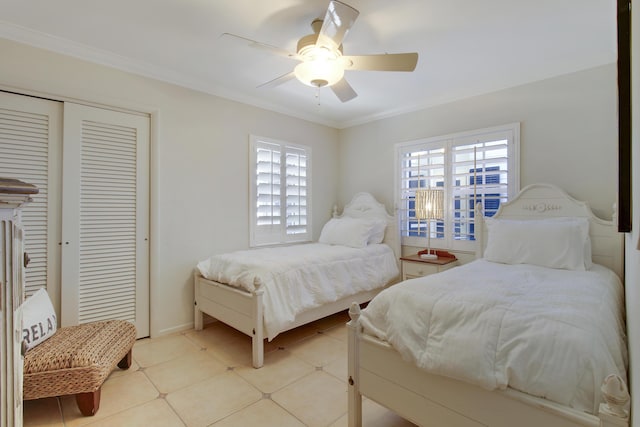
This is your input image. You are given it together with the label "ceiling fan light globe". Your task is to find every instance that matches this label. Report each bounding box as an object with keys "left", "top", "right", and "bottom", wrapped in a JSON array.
[{"left": 294, "top": 59, "right": 344, "bottom": 87}]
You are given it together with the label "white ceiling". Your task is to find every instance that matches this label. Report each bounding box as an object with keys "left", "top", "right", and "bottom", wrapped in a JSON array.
[{"left": 0, "top": 0, "right": 617, "bottom": 128}]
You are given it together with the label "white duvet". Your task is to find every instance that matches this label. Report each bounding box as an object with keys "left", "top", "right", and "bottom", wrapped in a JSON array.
[
  {"left": 360, "top": 259, "right": 627, "bottom": 414},
  {"left": 197, "top": 243, "right": 399, "bottom": 340}
]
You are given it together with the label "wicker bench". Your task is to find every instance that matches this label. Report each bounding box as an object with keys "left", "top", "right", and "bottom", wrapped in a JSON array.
[{"left": 23, "top": 319, "right": 136, "bottom": 416}]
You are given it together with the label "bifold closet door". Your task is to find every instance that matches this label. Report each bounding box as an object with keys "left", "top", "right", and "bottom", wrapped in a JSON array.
[
  {"left": 0, "top": 91, "right": 62, "bottom": 304},
  {"left": 61, "top": 103, "right": 149, "bottom": 338}
]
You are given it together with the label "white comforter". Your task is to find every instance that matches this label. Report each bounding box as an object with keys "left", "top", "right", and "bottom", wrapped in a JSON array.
[
  {"left": 197, "top": 243, "right": 399, "bottom": 340},
  {"left": 360, "top": 259, "right": 627, "bottom": 414}
]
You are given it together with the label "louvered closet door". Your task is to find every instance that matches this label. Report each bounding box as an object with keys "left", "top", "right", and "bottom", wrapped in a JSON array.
[
  {"left": 61, "top": 103, "right": 149, "bottom": 338},
  {"left": 0, "top": 91, "right": 62, "bottom": 304}
]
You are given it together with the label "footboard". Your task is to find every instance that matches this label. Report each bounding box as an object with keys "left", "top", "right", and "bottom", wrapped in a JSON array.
[
  {"left": 194, "top": 272, "right": 386, "bottom": 369},
  {"left": 347, "top": 304, "right": 629, "bottom": 427},
  {"left": 194, "top": 272, "right": 265, "bottom": 368}
]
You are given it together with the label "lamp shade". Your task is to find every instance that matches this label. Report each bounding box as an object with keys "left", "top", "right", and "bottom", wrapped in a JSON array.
[{"left": 415, "top": 188, "right": 444, "bottom": 220}]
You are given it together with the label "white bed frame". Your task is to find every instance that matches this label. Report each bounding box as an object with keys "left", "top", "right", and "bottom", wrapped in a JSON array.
[
  {"left": 194, "top": 192, "right": 400, "bottom": 368},
  {"left": 347, "top": 183, "right": 629, "bottom": 427}
]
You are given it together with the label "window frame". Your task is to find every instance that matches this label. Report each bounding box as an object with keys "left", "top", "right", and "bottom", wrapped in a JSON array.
[
  {"left": 395, "top": 123, "right": 520, "bottom": 252},
  {"left": 249, "top": 135, "right": 312, "bottom": 247}
]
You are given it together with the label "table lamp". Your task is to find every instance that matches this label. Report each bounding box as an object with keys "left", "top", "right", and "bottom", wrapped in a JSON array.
[{"left": 415, "top": 188, "right": 444, "bottom": 259}]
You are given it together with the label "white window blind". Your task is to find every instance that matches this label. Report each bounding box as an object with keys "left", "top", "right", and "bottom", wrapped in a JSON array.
[
  {"left": 397, "top": 123, "right": 519, "bottom": 251},
  {"left": 250, "top": 135, "right": 311, "bottom": 246}
]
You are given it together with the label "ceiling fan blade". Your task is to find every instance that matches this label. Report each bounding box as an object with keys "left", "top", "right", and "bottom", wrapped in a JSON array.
[
  {"left": 317, "top": 1, "right": 359, "bottom": 50},
  {"left": 331, "top": 77, "right": 357, "bottom": 102},
  {"left": 257, "top": 71, "right": 296, "bottom": 89},
  {"left": 220, "top": 33, "right": 299, "bottom": 60},
  {"left": 342, "top": 53, "right": 419, "bottom": 72}
]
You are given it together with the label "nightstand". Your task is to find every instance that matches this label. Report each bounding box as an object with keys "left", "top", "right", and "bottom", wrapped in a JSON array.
[{"left": 400, "top": 254, "right": 458, "bottom": 280}]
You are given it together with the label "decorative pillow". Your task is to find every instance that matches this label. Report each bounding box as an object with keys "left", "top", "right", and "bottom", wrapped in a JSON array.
[
  {"left": 484, "top": 217, "right": 589, "bottom": 270},
  {"left": 319, "top": 217, "right": 380, "bottom": 248},
  {"left": 22, "top": 288, "right": 57, "bottom": 351}
]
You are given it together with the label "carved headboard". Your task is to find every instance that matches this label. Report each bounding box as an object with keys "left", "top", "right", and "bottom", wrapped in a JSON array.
[{"left": 475, "top": 183, "right": 624, "bottom": 279}]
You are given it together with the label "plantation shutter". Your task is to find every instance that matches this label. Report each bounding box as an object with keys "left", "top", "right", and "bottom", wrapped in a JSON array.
[
  {"left": 250, "top": 136, "right": 311, "bottom": 246},
  {"left": 396, "top": 123, "right": 519, "bottom": 252},
  {"left": 61, "top": 103, "right": 149, "bottom": 336},
  {"left": 398, "top": 143, "right": 446, "bottom": 246},
  {"left": 451, "top": 133, "right": 512, "bottom": 243},
  {"left": 284, "top": 146, "right": 308, "bottom": 237},
  {"left": 0, "top": 91, "right": 62, "bottom": 300},
  {"left": 254, "top": 140, "right": 282, "bottom": 244}
]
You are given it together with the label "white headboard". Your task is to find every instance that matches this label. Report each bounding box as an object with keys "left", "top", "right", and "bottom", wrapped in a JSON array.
[
  {"left": 476, "top": 183, "right": 624, "bottom": 280},
  {"left": 336, "top": 192, "right": 401, "bottom": 262}
]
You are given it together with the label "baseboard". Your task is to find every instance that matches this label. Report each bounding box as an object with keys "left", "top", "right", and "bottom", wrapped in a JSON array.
[{"left": 152, "top": 322, "right": 194, "bottom": 338}]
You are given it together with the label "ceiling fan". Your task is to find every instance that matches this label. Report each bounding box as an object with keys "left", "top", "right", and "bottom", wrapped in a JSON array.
[{"left": 223, "top": 0, "right": 418, "bottom": 102}]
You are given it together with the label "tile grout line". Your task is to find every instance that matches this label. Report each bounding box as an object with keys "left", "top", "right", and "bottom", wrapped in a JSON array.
[
  {"left": 27, "top": 313, "right": 353, "bottom": 427},
  {"left": 136, "top": 356, "right": 190, "bottom": 427}
]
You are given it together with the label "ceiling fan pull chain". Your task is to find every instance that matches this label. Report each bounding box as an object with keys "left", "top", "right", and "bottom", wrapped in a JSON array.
[{"left": 315, "top": 86, "right": 321, "bottom": 106}]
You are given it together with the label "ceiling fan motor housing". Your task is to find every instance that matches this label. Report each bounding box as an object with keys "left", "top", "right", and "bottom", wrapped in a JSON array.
[{"left": 296, "top": 24, "right": 343, "bottom": 57}]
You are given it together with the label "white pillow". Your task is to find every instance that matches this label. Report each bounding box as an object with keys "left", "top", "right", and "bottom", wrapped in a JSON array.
[
  {"left": 319, "top": 217, "right": 380, "bottom": 248},
  {"left": 22, "top": 288, "right": 57, "bottom": 351},
  {"left": 367, "top": 219, "right": 387, "bottom": 245},
  {"left": 484, "top": 217, "right": 589, "bottom": 270},
  {"left": 583, "top": 234, "right": 593, "bottom": 269},
  {"left": 543, "top": 217, "right": 593, "bottom": 269}
]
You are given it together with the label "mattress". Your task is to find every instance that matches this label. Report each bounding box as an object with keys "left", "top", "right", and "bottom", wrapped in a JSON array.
[
  {"left": 359, "top": 259, "right": 628, "bottom": 414},
  {"left": 197, "top": 242, "right": 399, "bottom": 340}
]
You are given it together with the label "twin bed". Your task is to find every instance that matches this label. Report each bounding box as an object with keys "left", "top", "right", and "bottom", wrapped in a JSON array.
[
  {"left": 347, "top": 183, "right": 629, "bottom": 427},
  {"left": 194, "top": 192, "right": 400, "bottom": 368},
  {"left": 194, "top": 184, "right": 629, "bottom": 427}
]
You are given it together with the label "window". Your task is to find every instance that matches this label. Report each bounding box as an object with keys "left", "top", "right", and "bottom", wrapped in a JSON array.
[
  {"left": 396, "top": 123, "right": 520, "bottom": 252},
  {"left": 249, "top": 135, "right": 311, "bottom": 246}
]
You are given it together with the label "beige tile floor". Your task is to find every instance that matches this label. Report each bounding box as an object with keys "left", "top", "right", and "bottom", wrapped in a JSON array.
[{"left": 23, "top": 311, "right": 417, "bottom": 427}]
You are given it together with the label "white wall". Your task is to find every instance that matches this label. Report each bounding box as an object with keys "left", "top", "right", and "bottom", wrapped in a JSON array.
[
  {"left": 0, "top": 38, "right": 340, "bottom": 337},
  {"left": 625, "top": 3, "right": 639, "bottom": 425},
  {"left": 337, "top": 64, "right": 619, "bottom": 221}
]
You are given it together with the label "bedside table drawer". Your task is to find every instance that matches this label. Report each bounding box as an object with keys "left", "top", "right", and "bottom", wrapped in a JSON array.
[
  {"left": 401, "top": 258, "right": 458, "bottom": 280},
  {"left": 403, "top": 261, "right": 440, "bottom": 278}
]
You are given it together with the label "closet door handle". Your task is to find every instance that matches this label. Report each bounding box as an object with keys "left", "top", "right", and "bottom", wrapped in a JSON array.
[{"left": 23, "top": 252, "right": 30, "bottom": 268}]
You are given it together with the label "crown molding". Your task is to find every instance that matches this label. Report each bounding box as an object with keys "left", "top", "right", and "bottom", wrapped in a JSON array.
[{"left": 0, "top": 20, "right": 343, "bottom": 128}]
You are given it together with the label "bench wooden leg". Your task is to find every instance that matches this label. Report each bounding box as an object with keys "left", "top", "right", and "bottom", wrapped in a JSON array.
[
  {"left": 76, "top": 388, "right": 101, "bottom": 416},
  {"left": 117, "top": 349, "right": 132, "bottom": 369}
]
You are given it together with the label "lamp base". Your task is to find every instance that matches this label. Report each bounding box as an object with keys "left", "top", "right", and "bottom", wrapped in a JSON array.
[{"left": 419, "top": 253, "right": 438, "bottom": 260}]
